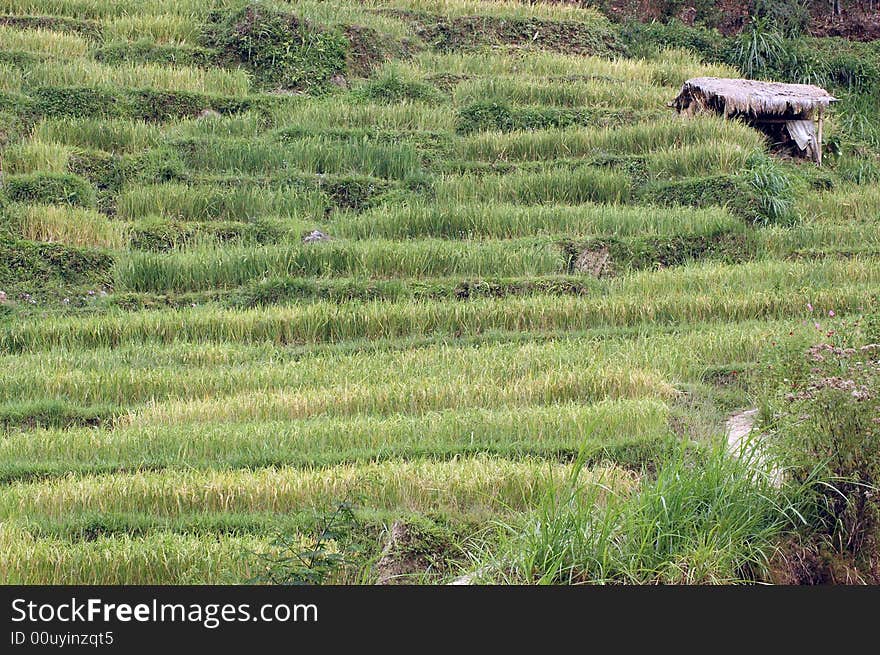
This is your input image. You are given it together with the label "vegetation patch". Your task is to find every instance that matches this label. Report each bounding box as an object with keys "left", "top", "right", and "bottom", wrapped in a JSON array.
[
  {"left": 4, "top": 172, "right": 95, "bottom": 207},
  {"left": 205, "top": 3, "right": 349, "bottom": 92},
  {"left": 0, "top": 240, "right": 112, "bottom": 288},
  {"left": 0, "top": 14, "right": 101, "bottom": 39},
  {"left": 390, "top": 10, "right": 621, "bottom": 56},
  {"left": 456, "top": 100, "right": 646, "bottom": 134}
]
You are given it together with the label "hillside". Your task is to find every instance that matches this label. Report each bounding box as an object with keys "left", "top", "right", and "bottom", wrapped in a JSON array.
[{"left": 0, "top": 0, "right": 878, "bottom": 584}]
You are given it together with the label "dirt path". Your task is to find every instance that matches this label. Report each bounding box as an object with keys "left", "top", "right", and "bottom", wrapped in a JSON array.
[
  {"left": 726, "top": 407, "right": 783, "bottom": 486},
  {"left": 726, "top": 407, "right": 759, "bottom": 453}
]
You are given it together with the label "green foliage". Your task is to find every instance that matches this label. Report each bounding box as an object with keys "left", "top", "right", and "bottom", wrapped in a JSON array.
[
  {"left": 206, "top": 3, "right": 349, "bottom": 92},
  {"left": 730, "top": 17, "right": 785, "bottom": 79},
  {"left": 639, "top": 174, "right": 754, "bottom": 216},
  {"left": 29, "top": 86, "right": 258, "bottom": 121},
  {"left": 4, "top": 172, "right": 95, "bottom": 207},
  {"left": 568, "top": 232, "right": 755, "bottom": 273},
  {"left": 250, "top": 501, "right": 363, "bottom": 584},
  {"left": 752, "top": 0, "right": 810, "bottom": 38},
  {"left": 476, "top": 444, "right": 796, "bottom": 584},
  {"left": 761, "top": 317, "right": 880, "bottom": 581},
  {"left": 0, "top": 399, "right": 116, "bottom": 431},
  {"left": 128, "top": 218, "right": 287, "bottom": 251},
  {"left": 93, "top": 39, "right": 215, "bottom": 67},
  {"left": 409, "top": 13, "right": 621, "bottom": 56},
  {"left": 0, "top": 14, "right": 100, "bottom": 39},
  {"left": 456, "top": 100, "right": 641, "bottom": 134},
  {"left": 0, "top": 240, "right": 112, "bottom": 288},
  {"left": 745, "top": 154, "right": 797, "bottom": 226},
  {"left": 67, "top": 149, "right": 128, "bottom": 191},
  {"left": 353, "top": 69, "right": 443, "bottom": 104}
]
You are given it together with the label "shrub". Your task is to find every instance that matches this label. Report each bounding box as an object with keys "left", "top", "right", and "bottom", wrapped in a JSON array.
[
  {"left": 761, "top": 315, "right": 880, "bottom": 582},
  {"left": 4, "top": 173, "right": 96, "bottom": 208},
  {"left": 0, "top": 240, "right": 112, "bottom": 287},
  {"left": 93, "top": 40, "right": 216, "bottom": 67},
  {"left": 353, "top": 68, "right": 442, "bottom": 104},
  {"left": 474, "top": 444, "right": 795, "bottom": 584},
  {"left": 456, "top": 101, "right": 641, "bottom": 134},
  {"left": 206, "top": 3, "right": 348, "bottom": 92}
]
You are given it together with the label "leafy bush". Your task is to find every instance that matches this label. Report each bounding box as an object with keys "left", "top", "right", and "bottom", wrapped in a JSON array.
[
  {"left": 353, "top": 68, "right": 442, "bottom": 104},
  {"left": 250, "top": 501, "right": 363, "bottom": 584},
  {"left": 761, "top": 315, "right": 880, "bottom": 582},
  {"left": 206, "top": 3, "right": 348, "bottom": 92},
  {"left": 4, "top": 173, "right": 96, "bottom": 208}
]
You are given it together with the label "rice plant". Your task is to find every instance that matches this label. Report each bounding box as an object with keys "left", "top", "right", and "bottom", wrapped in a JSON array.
[
  {"left": 459, "top": 116, "right": 766, "bottom": 161},
  {"left": 116, "top": 183, "right": 328, "bottom": 221},
  {"left": 19, "top": 203, "right": 127, "bottom": 247},
  {"left": 0, "top": 25, "right": 90, "bottom": 56},
  {"left": 334, "top": 202, "right": 740, "bottom": 239},
  {"left": 33, "top": 117, "right": 162, "bottom": 152},
  {"left": 2, "top": 140, "right": 72, "bottom": 173},
  {"left": 22, "top": 60, "right": 250, "bottom": 94}
]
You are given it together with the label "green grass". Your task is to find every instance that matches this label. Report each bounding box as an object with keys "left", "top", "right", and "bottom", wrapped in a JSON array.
[
  {"left": 20, "top": 60, "right": 251, "bottom": 94},
  {"left": 459, "top": 116, "right": 766, "bottom": 161},
  {"left": 116, "top": 183, "right": 328, "bottom": 221},
  {"left": 32, "top": 117, "right": 162, "bottom": 152},
  {"left": 114, "top": 239, "right": 567, "bottom": 291},
  {"left": 432, "top": 167, "right": 631, "bottom": 205},
  {"left": 19, "top": 203, "right": 127, "bottom": 247},
  {"left": 334, "top": 202, "right": 741, "bottom": 239}
]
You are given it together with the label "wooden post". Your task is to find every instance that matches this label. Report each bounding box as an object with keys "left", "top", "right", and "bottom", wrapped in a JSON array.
[{"left": 817, "top": 109, "right": 824, "bottom": 166}]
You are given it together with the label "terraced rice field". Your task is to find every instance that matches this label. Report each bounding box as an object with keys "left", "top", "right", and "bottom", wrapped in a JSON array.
[{"left": 0, "top": 0, "right": 877, "bottom": 583}]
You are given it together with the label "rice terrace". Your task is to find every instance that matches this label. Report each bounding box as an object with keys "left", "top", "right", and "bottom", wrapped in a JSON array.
[{"left": 0, "top": 0, "right": 878, "bottom": 585}]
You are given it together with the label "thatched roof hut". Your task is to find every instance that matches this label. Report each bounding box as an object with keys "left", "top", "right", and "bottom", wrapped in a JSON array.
[{"left": 672, "top": 77, "right": 837, "bottom": 164}]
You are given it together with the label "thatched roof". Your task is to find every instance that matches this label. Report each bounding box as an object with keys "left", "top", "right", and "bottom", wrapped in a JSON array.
[{"left": 672, "top": 77, "right": 837, "bottom": 118}]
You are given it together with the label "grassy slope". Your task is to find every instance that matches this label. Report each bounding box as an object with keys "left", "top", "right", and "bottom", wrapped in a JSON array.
[{"left": 0, "top": 0, "right": 877, "bottom": 583}]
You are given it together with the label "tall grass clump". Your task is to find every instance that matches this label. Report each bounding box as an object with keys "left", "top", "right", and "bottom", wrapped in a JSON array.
[
  {"left": 746, "top": 154, "right": 798, "bottom": 226},
  {"left": 475, "top": 445, "right": 799, "bottom": 584},
  {"left": 20, "top": 203, "right": 127, "bottom": 248}
]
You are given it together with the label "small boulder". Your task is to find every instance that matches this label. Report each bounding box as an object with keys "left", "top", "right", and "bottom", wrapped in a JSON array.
[{"left": 302, "top": 229, "right": 331, "bottom": 244}]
